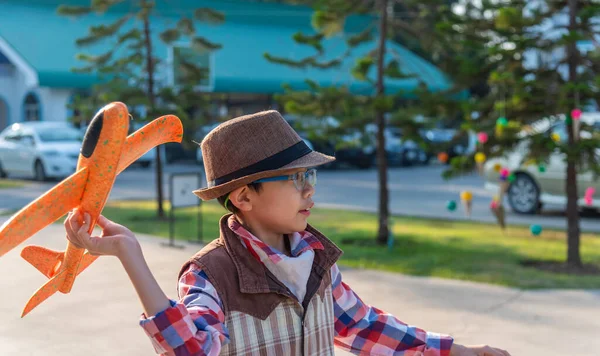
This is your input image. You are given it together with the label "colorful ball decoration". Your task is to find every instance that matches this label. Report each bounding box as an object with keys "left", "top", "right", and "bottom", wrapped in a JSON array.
[
  {"left": 565, "top": 117, "right": 573, "bottom": 125},
  {"left": 499, "top": 168, "right": 510, "bottom": 181},
  {"left": 475, "top": 152, "right": 487, "bottom": 164},
  {"left": 530, "top": 224, "right": 543, "bottom": 236},
  {"left": 496, "top": 117, "right": 508, "bottom": 127},
  {"left": 551, "top": 132, "right": 561, "bottom": 142},
  {"left": 493, "top": 163, "right": 502, "bottom": 172},
  {"left": 584, "top": 187, "right": 595, "bottom": 206},
  {"left": 447, "top": 200, "right": 457, "bottom": 211},
  {"left": 508, "top": 173, "right": 516, "bottom": 183},
  {"left": 490, "top": 200, "right": 499, "bottom": 209},
  {"left": 438, "top": 152, "right": 449, "bottom": 163},
  {"left": 538, "top": 165, "right": 546, "bottom": 173},
  {"left": 571, "top": 109, "right": 582, "bottom": 120},
  {"left": 477, "top": 132, "right": 489, "bottom": 144},
  {"left": 460, "top": 190, "right": 473, "bottom": 202}
]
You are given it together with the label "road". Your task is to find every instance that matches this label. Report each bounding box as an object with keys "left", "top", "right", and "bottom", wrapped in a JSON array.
[{"left": 2, "top": 162, "right": 600, "bottom": 232}]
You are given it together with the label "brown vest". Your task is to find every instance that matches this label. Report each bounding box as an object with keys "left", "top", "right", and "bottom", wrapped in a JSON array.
[{"left": 179, "top": 214, "right": 343, "bottom": 355}]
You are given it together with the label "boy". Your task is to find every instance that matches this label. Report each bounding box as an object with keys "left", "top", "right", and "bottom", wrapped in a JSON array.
[{"left": 65, "top": 110, "right": 510, "bottom": 356}]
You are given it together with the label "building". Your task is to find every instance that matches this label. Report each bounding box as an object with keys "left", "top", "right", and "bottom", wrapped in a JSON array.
[{"left": 0, "top": 0, "right": 452, "bottom": 131}]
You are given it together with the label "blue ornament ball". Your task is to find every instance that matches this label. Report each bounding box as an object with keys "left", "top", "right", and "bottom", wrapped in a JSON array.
[{"left": 530, "top": 224, "right": 543, "bottom": 236}]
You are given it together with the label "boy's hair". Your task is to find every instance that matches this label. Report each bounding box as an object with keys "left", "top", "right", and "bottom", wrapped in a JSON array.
[{"left": 217, "top": 183, "right": 262, "bottom": 213}]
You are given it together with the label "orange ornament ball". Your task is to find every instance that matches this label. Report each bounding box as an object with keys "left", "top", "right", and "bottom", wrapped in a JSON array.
[{"left": 437, "top": 152, "right": 449, "bottom": 163}]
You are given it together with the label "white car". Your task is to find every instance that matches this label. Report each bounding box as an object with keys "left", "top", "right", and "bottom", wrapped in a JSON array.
[
  {"left": 484, "top": 113, "right": 600, "bottom": 214},
  {"left": 0, "top": 122, "right": 82, "bottom": 181}
]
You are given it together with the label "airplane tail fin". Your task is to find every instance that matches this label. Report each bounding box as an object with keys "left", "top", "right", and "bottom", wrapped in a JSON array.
[
  {"left": 20, "top": 250, "right": 98, "bottom": 317},
  {"left": 21, "top": 245, "right": 99, "bottom": 281},
  {"left": 20, "top": 245, "right": 64, "bottom": 279}
]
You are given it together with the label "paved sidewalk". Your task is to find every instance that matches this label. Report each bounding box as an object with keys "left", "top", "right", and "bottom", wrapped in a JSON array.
[{"left": 0, "top": 219, "right": 599, "bottom": 355}]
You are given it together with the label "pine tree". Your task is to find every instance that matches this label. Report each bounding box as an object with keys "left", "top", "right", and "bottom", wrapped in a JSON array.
[
  {"left": 414, "top": 0, "right": 600, "bottom": 268},
  {"left": 58, "top": 0, "right": 224, "bottom": 219},
  {"left": 266, "top": 0, "right": 447, "bottom": 245}
]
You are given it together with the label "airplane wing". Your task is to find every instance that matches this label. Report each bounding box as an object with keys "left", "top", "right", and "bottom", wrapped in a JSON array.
[
  {"left": 116, "top": 115, "right": 183, "bottom": 174},
  {"left": 0, "top": 167, "right": 89, "bottom": 257}
]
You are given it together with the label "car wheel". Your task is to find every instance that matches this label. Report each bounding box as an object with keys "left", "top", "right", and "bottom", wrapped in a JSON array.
[
  {"left": 507, "top": 173, "right": 540, "bottom": 214},
  {"left": 0, "top": 159, "right": 6, "bottom": 178},
  {"left": 34, "top": 160, "right": 47, "bottom": 182}
]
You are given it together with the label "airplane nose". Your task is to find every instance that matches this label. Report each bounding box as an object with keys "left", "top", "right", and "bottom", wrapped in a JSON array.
[{"left": 81, "top": 109, "right": 104, "bottom": 158}]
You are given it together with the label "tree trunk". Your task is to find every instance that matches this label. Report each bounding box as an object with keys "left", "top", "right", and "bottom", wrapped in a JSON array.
[
  {"left": 142, "top": 2, "right": 165, "bottom": 219},
  {"left": 375, "top": 0, "right": 389, "bottom": 245},
  {"left": 565, "top": 0, "right": 582, "bottom": 267}
]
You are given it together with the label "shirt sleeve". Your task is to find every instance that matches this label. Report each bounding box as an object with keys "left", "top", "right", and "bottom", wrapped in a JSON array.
[
  {"left": 331, "top": 263, "right": 454, "bottom": 356},
  {"left": 139, "top": 264, "right": 229, "bottom": 356}
]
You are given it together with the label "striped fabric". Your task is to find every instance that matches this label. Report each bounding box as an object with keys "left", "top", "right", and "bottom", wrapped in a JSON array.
[{"left": 220, "top": 279, "right": 335, "bottom": 356}]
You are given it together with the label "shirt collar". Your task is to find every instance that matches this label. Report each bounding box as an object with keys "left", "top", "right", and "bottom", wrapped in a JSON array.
[{"left": 227, "top": 215, "right": 324, "bottom": 265}]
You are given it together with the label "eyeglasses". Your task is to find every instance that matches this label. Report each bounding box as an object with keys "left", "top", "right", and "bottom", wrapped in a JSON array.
[{"left": 254, "top": 168, "right": 317, "bottom": 191}]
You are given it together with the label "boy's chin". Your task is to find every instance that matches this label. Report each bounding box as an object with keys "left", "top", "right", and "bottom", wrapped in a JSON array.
[{"left": 291, "top": 220, "right": 308, "bottom": 232}]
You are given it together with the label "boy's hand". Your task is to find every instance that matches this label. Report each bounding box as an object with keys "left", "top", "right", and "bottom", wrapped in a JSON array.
[
  {"left": 65, "top": 208, "right": 140, "bottom": 260},
  {"left": 450, "top": 343, "right": 511, "bottom": 356}
]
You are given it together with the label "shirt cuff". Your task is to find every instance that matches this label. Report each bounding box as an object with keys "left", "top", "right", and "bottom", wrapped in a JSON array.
[
  {"left": 139, "top": 300, "right": 199, "bottom": 354},
  {"left": 424, "top": 332, "right": 454, "bottom": 356}
]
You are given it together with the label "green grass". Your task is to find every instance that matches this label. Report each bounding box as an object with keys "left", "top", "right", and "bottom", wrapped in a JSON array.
[
  {"left": 0, "top": 179, "right": 28, "bottom": 189},
  {"left": 100, "top": 200, "right": 600, "bottom": 289}
]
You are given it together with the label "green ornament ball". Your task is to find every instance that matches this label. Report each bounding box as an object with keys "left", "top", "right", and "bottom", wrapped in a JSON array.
[
  {"left": 508, "top": 173, "right": 516, "bottom": 183},
  {"left": 496, "top": 117, "right": 508, "bottom": 127},
  {"left": 565, "top": 117, "right": 573, "bottom": 125},
  {"left": 447, "top": 200, "right": 457, "bottom": 211},
  {"left": 530, "top": 224, "right": 543, "bottom": 236},
  {"left": 538, "top": 165, "right": 546, "bottom": 173}
]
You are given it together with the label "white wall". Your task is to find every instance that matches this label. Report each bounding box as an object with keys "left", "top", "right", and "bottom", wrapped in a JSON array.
[
  {"left": 0, "top": 62, "right": 31, "bottom": 125},
  {"left": 38, "top": 87, "right": 72, "bottom": 122},
  {"left": 0, "top": 69, "right": 74, "bottom": 125}
]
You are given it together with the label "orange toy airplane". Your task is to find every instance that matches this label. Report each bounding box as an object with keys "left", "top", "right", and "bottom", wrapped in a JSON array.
[{"left": 0, "top": 102, "right": 183, "bottom": 317}]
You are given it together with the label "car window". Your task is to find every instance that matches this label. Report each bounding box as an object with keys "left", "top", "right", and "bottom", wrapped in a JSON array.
[
  {"left": 3, "top": 130, "right": 21, "bottom": 142},
  {"left": 36, "top": 126, "right": 82, "bottom": 143},
  {"left": 20, "top": 134, "right": 36, "bottom": 145},
  {"left": 551, "top": 122, "right": 568, "bottom": 142}
]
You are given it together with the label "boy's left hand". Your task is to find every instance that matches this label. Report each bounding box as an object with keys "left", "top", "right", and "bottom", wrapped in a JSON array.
[{"left": 450, "top": 343, "right": 511, "bottom": 356}]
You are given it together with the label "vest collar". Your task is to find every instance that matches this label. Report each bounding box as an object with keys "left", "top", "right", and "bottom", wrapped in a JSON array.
[{"left": 217, "top": 214, "right": 343, "bottom": 296}]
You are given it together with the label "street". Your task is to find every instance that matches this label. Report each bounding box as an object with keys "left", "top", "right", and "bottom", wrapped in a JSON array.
[{"left": 2, "top": 162, "right": 600, "bottom": 232}]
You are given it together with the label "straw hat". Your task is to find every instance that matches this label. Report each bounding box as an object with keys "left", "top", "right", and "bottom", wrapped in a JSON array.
[{"left": 193, "top": 110, "right": 335, "bottom": 200}]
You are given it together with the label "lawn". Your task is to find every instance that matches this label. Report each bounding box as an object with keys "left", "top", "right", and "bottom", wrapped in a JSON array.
[
  {"left": 99, "top": 200, "right": 600, "bottom": 289},
  {"left": 0, "top": 179, "right": 28, "bottom": 189}
]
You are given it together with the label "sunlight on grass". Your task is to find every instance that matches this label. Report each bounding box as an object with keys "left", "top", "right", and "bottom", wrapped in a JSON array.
[
  {"left": 100, "top": 200, "right": 600, "bottom": 289},
  {"left": 0, "top": 179, "right": 28, "bottom": 189}
]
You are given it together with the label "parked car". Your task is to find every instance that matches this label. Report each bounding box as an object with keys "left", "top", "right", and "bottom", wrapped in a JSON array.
[
  {"left": 423, "top": 127, "right": 476, "bottom": 163},
  {"left": 0, "top": 122, "right": 82, "bottom": 181},
  {"left": 483, "top": 113, "right": 600, "bottom": 214}
]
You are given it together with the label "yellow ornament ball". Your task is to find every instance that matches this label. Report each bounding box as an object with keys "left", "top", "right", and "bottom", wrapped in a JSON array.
[
  {"left": 551, "top": 133, "right": 561, "bottom": 142},
  {"left": 460, "top": 190, "right": 473, "bottom": 201},
  {"left": 475, "top": 152, "right": 487, "bottom": 164},
  {"left": 493, "top": 163, "right": 502, "bottom": 172}
]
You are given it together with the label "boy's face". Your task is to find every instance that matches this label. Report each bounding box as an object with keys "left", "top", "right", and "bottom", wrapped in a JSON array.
[{"left": 238, "top": 168, "right": 315, "bottom": 234}]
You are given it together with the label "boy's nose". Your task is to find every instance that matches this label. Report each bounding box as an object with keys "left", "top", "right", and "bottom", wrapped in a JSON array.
[{"left": 303, "top": 183, "right": 315, "bottom": 198}]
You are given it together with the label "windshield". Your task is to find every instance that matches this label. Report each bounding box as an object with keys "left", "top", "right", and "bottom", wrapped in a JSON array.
[{"left": 37, "top": 126, "right": 83, "bottom": 143}]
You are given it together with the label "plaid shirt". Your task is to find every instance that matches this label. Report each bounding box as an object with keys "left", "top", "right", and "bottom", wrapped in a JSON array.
[{"left": 140, "top": 222, "right": 454, "bottom": 355}]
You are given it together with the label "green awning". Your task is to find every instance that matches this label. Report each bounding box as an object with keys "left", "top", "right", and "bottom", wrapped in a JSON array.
[{"left": 0, "top": 1, "right": 453, "bottom": 94}]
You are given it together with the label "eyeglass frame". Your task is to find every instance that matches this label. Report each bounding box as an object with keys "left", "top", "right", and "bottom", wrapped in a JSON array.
[
  {"left": 253, "top": 168, "right": 317, "bottom": 191},
  {"left": 223, "top": 169, "right": 317, "bottom": 210}
]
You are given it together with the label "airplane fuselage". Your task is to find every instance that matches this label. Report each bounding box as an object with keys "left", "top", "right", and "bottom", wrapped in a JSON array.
[{"left": 58, "top": 102, "right": 129, "bottom": 293}]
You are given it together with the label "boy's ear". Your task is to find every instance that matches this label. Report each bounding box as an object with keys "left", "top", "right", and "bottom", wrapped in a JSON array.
[{"left": 229, "top": 185, "right": 253, "bottom": 212}]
